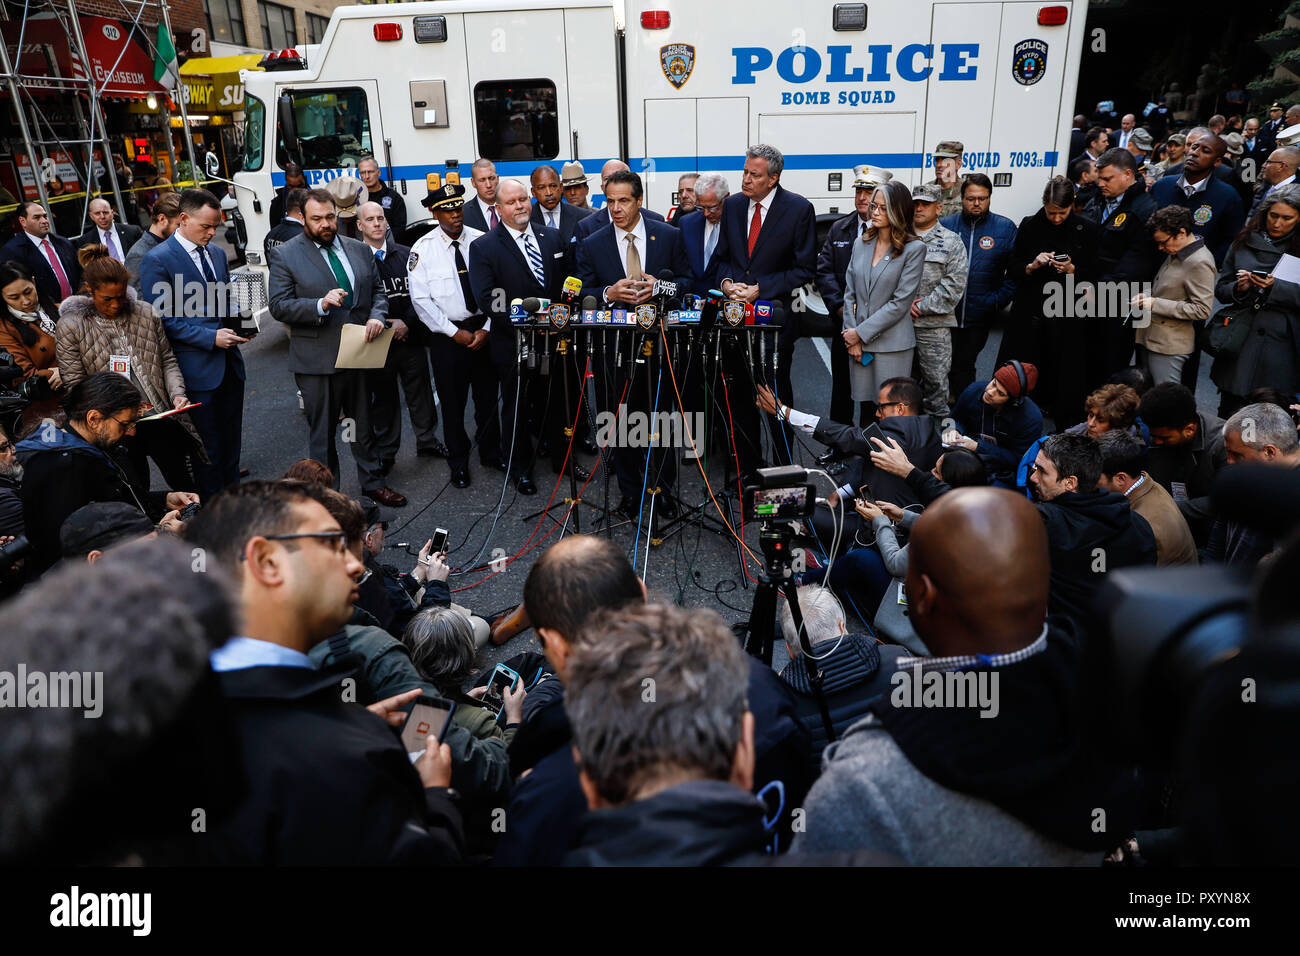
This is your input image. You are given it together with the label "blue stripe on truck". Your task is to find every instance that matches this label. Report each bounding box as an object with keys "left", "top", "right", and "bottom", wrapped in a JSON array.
[{"left": 272, "top": 151, "right": 1060, "bottom": 186}]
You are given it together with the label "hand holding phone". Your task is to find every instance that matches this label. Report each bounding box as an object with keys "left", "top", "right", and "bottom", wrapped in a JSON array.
[{"left": 480, "top": 663, "right": 521, "bottom": 719}]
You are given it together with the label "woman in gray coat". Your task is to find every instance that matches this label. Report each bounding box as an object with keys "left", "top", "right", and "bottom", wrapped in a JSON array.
[
  {"left": 842, "top": 180, "right": 926, "bottom": 417},
  {"left": 1210, "top": 185, "right": 1300, "bottom": 418}
]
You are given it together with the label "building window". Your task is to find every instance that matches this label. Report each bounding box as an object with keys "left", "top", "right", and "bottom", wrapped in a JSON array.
[
  {"left": 306, "top": 14, "right": 329, "bottom": 44},
  {"left": 473, "top": 79, "right": 559, "bottom": 161},
  {"left": 204, "top": 0, "right": 247, "bottom": 47},
  {"left": 259, "top": 1, "right": 299, "bottom": 50}
]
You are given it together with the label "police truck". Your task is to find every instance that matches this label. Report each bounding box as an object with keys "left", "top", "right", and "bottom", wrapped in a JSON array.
[{"left": 234, "top": 0, "right": 1090, "bottom": 270}]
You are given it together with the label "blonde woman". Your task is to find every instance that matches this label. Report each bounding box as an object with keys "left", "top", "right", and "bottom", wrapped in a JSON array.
[{"left": 841, "top": 180, "right": 926, "bottom": 417}]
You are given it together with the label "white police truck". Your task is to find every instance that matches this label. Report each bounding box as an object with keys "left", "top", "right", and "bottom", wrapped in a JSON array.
[{"left": 234, "top": 0, "right": 1090, "bottom": 266}]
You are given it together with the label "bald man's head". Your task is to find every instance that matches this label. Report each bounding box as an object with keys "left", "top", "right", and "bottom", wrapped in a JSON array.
[
  {"left": 905, "top": 488, "right": 1049, "bottom": 656},
  {"left": 523, "top": 534, "right": 644, "bottom": 644},
  {"left": 601, "top": 159, "right": 629, "bottom": 188},
  {"left": 356, "top": 200, "right": 389, "bottom": 244}
]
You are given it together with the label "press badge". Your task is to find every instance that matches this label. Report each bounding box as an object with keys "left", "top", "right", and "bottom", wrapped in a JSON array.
[
  {"left": 1170, "top": 481, "right": 1188, "bottom": 503},
  {"left": 109, "top": 353, "right": 131, "bottom": 379}
]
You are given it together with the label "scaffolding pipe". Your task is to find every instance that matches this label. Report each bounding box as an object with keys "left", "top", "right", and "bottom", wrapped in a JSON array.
[
  {"left": 0, "top": 16, "right": 53, "bottom": 226},
  {"left": 64, "top": 0, "right": 128, "bottom": 223}
]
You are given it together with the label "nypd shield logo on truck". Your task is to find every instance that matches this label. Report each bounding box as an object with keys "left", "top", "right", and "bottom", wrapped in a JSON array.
[
  {"left": 1012, "top": 38, "right": 1048, "bottom": 86},
  {"left": 661, "top": 43, "right": 695, "bottom": 89}
]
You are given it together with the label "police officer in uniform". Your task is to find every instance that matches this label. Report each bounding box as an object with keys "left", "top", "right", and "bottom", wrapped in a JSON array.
[
  {"left": 357, "top": 200, "right": 446, "bottom": 476},
  {"left": 408, "top": 183, "right": 503, "bottom": 488}
]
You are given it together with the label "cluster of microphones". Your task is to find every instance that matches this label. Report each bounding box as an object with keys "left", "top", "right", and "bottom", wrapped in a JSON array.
[{"left": 510, "top": 272, "right": 785, "bottom": 332}]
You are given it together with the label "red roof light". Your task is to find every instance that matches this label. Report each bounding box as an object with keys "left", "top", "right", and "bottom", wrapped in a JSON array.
[
  {"left": 1038, "top": 6, "right": 1068, "bottom": 25},
  {"left": 641, "top": 11, "right": 671, "bottom": 29},
  {"left": 373, "top": 23, "right": 403, "bottom": 41}
]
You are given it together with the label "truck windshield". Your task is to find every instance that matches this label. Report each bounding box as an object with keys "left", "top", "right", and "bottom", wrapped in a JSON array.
[
  {"left": 276, "top": 87, "right": 372, "bottom": 170},
  {"left": 243, "top": 94, "right": 265, "bottom": 171}
]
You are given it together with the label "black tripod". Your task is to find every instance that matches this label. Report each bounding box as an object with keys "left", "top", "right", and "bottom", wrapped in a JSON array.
[
  {"left": 522, "top": 324, "right": 609, "bottom": 532},
  {"left": 744, "top": 518, "right": 836, "bottom": 744}
]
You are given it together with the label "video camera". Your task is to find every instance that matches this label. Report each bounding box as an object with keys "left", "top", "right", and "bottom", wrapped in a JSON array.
[{"left": 743, "top": 466, "right": 815, "bottom": 580}]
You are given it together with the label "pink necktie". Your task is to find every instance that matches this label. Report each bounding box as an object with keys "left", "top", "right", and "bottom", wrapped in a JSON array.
[
  {"left": 489, "top": 205, "right": 499, "bottom": 229},
  {"left": 42, "top": 239, "right": 73, "bottom": 299}
]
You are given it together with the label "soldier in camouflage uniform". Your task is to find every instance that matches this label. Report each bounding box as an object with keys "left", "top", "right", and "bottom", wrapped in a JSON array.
[
  {"left": 908, "top": 183, "right": 968, "bottom": 418},
  {"left": 929, "top": 140, "right": 965, "bottom": 219}
]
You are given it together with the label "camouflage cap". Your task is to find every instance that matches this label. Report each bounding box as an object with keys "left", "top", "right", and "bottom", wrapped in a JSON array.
[
  {"left": 933, "top": 140, "right": 964, "bottom": 159},
  {"left": 911, "top": 182, "right": 943, "bottom": 203}
]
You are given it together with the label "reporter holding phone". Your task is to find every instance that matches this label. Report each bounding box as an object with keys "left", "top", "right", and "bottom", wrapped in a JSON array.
[
  {"left": 997, "top": 176, "right": 1100, "bottom": 425},
  {"left": 1130, "top": 206, "right": 1215, "bottom": 387},
  {"left": 1210, "top": 185, "right": 1300, "bottom": 417}
]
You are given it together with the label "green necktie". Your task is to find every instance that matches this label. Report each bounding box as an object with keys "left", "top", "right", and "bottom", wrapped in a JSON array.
[{"left": 323, "top": 243, "right": 353, "bottom": 305}]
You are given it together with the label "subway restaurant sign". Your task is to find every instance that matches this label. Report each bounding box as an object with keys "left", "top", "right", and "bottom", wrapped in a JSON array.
[{"left": 178, "top": 55, "right": 263, "bottom": 113}]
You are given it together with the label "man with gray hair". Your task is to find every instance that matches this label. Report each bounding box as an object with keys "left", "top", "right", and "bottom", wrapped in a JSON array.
[
  {"left": 1204, "top": 403, "right": 1300, "bottom": 567},
  {"left": 667, "top": 172, "right": 699, "bottom": 224},
  {"left": 776, "top": 585, "right": 905, "bottom": 764},
  {"left": 714, "top": 143, "right": 817, "bottom": 472},
  {"left": 1248, "top": 145, "right": 1300, "bottom": 222},
  {"left": 678, "top": 171, "right": 728, "bottom": 282},
  {"left": 565, "top": 602, "right": 768, "bottom": 865}
]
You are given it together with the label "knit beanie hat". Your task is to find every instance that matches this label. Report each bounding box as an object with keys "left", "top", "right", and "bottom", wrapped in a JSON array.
[{"left": 993, "top": 361, "right": 1038, "bottom": 399}]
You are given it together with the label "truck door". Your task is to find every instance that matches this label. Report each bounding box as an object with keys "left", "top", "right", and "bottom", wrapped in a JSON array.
[
  {"left": 642, "top": 96, "right": 748, "bottom": 213},
  {"left": 924, "top": 2, "right": 1001, "bottom": 176}
]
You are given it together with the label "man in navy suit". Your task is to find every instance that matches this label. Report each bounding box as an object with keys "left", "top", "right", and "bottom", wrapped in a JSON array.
[
  {"left": 712, "top": 144, "right": 817, "bottom": 473},
  {"left": 573, "top": 160, "right": 665, "bottom": 242},
  {"left": 529, "top": 165, "right": 592, "bottom": 243},
  {"left": 74, "top": 197, "right": 143, "bottom": 260},
  {"left": 676, "top": 172, "right": 728, "bottom": 287},
  {"left": 140, "top": 189, "right": 249, "bottom": 498},
  {"left": 0, "top": 202, "right": 80, "bottom": 306},
  {"left": 461, "top": 158, "right": 500, "bottom": 234},
  {"left": 575, "top": 169, "right": 693, "bottom": 519},
  {"left": 467, "top": 178, "right": 574, "bottom": 496}
]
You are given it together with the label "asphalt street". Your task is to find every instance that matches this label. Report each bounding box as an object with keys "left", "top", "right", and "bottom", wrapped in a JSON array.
[{"left": 222, "top": 234, "right": 1220, "bottom": 681}]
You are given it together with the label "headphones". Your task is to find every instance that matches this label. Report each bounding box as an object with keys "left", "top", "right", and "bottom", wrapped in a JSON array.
[{"left": 998, "top": 360, "right": 1028, "bottom": 406}]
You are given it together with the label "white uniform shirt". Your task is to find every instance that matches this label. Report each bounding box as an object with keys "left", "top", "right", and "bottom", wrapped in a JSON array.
[{"left": 408, "top": 223, "right": 485, "bottom": 338}]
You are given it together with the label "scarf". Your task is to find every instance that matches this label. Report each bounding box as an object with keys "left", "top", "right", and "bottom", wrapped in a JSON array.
[{"left": 7, "top": 304, "right": 57, "bottom": 339}]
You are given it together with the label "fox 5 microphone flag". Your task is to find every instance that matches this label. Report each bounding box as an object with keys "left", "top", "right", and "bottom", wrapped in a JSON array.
[{"left": 153, "top": 23, "right": 178, "bottom": 90}]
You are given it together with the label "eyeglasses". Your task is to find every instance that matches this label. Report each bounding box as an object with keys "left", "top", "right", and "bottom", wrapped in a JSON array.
[
  {"left": 698, "top": 202, "right": 723, "bottom": 212},
  {"left": 866, "top": 202, "right": 885, "bottom": 211},
  {"left": 110, "top": 415, "right": 139, "bottom": 432},
  {"left": 259, "top": 531, "right": 350, "bottom": 555},
  {"left": 1262, "top": 159, "right": 1290, "bottom": 167},
  {"left": 0, "top": 440, "right": 12, "bottom": 453}
]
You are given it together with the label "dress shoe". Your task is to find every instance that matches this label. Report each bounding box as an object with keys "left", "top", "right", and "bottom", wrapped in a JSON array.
[
  {"left": 612, "top": 497, "right": 640, "bottom": 521},
  {"left": 369, "top": 487, "right": 408, "bottom": 507},
  {"left": 417, "top": 439, "right": 449, "bottom": 458},
  {"left": 481, "top": 455, "right": 508, "bottom": 472},
  {"left": 239, "top": 467, "right": 250, "bottom": 478},
  {"left": 657, "top": 495, "right": 679, "bottom": 520},
  {"left": 515, "top": 475, "right": 537, "bottom": 496}
]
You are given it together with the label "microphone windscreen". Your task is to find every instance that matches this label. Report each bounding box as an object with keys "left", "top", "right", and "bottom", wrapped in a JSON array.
[
  {"left": 1211, "top": 464, "right": 1300, "bottom": 536},
  {"left": 657, "top": 269, "right": 675, "bottom": 281},
  {"left": 582, "top": 295, "right": 598, "bottom": 310},
  {"left": 521, "top": 297, "right": 541, "bottom": 312}
]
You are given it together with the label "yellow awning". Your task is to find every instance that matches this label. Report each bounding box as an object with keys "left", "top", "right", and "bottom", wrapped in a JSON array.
[{"left": 179, "top": 54, "right": 265, "bottom": 76}]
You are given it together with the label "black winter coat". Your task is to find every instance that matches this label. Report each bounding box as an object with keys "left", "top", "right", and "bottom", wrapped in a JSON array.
[
  {"left": 1084, "top": 180, "right": 1159, "bottom": 283},
  {"left": 1037, "top": 489, "right": 1157, "bottom": 627},
  {"left": 199, "top": 658, "right": 464, "bottom": 864},
  {"left": 1210, "top": 228, "right": 1300, "bottom": 399}
]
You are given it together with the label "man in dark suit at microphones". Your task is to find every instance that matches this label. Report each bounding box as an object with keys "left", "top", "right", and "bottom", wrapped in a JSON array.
[
  {"left": 267, "top": 188, "right": 406, "bottom": 507},
  {"left": 530, "top": 165, "right": 593, "bottom": 244},
  {"left": 140, "top": 188, "right": 248, "bottom": 498},
  {"left": 74, "top": 197, "right": 143, "bottom": 262},
  {"left": 576, "top": 169, "right": 694, "bottom": 520},
  {"left": 573, "top": 160, "right": 666, "bottom": 242},
  {"left": 677, "top": 172, "right": 728, "bottom": 290},
  {"left": 468, "top": 178, "right": 574, "bottom": 496},
  {"left": 712, "top": 144, "right": 817, "bottom": 474}
]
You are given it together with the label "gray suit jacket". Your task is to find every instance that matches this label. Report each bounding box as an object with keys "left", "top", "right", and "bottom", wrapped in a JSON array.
[
  {"left": 843, "top": 235, "right": 925, "bottom": 353},
  {"left": 268, "top": 232, "right": 388, "bottom": 375}
]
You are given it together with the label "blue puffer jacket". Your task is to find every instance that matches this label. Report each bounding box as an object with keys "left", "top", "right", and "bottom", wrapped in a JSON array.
[{"left": 941, "top": 210, "right": 1018, "bottom": 328}]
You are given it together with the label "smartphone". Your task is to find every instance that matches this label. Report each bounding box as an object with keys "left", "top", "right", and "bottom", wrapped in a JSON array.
[
  {"left": 857, "top": 482, "right": 873, "bottom": 502},
  {"left": 399, "top": 696, "right": 456, "bottom": 761},
  {"left": 430, "top": 527, "right": 449, "bottom": 555},
  {"left": 1052, "top": 253, "right": 1070, "bottom": 263},
  {"left": 480, "top": 663, "right": 521, "bottom": 718},
  {"left": 1250, "top": 270, "right": 1271, "bottom": 278}
]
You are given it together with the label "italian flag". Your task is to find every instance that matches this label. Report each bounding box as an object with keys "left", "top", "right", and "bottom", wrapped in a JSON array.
[{"left": 153, "top": 22, "right": 177, "bottom": 89}]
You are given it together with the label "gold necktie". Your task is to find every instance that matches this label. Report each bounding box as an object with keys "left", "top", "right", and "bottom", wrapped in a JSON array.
[{"left": 625, "top": 232, "right": 643, "bottom": 280}]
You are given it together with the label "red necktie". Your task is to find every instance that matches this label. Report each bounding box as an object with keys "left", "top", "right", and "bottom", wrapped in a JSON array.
[
  {"left": 42, "top": 239, "right": 73, "bottom": 300},
  {"left": 747, "top": 202, "right": 762, "bottom": 257}
]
